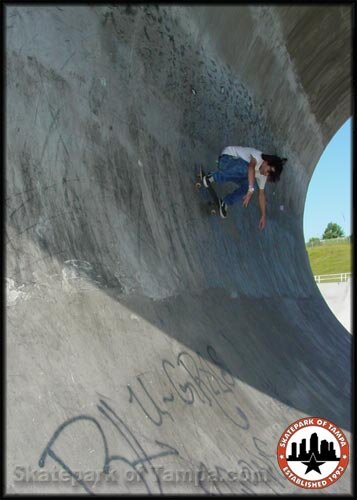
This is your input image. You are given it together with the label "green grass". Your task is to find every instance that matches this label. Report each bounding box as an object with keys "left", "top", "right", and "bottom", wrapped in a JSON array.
[{"left": 306, "top": 243, "right": 352, "bottom": 276}]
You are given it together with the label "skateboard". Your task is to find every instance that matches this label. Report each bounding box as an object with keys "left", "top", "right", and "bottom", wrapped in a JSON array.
[{"left": 195, "top": 166, "right": 221, "bottom": 216}]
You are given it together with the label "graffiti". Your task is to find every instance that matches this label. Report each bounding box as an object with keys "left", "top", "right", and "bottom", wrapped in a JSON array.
[
  {"left": 250, "top": 436, "right": 287, "bottom": 494},
  {"left": 127, "top": 375, "right": 174, "bottom": 426},
  {"left": 128, "top": 344, "right": 249, "bottom": 430},
  {"left": 39, "top": 400, "right": 180, "bottom": 495},
  {"left": 38, "top": 344, "right": 273, "bottom": 494}
]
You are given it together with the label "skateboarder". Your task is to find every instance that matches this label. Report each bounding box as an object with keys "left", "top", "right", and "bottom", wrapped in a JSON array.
[{"left": 203, "top": 146, "right": 286, "bottom": 229}]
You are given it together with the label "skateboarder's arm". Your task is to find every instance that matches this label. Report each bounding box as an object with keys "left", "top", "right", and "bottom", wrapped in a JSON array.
[
  {"left": 258, "top": 189, "right": 266, "bottom": 230},
  {"left": 248, "top": 156, "right": 256, "bottom": 190},
  {"left": 242, "top": 157, "right": 257, "bottom": 208},
  {"left": 258, "top": 189, "right": 266, "bottom": 215}
]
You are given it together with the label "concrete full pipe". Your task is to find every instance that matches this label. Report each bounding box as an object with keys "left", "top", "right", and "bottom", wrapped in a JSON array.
[{"left": 6, "top": 5, "right": 352, "bottom": 494}]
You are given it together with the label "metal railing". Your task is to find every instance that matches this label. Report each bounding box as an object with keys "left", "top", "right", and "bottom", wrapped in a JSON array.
[
  {"left": 314, "top": 272, "right": 352, "bottom": 283},
  {"left": 307, "top": 237, "right": 351, "bottom": 247}
]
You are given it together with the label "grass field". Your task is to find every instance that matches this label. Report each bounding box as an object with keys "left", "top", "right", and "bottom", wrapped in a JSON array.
[{"left": 306, "top": 242, "right": 352, "bottom": 276}]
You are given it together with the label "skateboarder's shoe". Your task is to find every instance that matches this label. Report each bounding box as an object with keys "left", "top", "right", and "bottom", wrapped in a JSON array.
[
  {"left": 203, "top": 174, "right": 214, "bottom": 188},
  {"left": 219, "top": 199, "right": 228, "bottom": 218}
]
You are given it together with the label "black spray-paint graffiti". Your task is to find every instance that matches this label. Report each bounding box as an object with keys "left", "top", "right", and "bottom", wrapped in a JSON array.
[
  {"left": 127, "top": 344, "right": 250, "bottom": 430},
  {"left": 39, "top": 400, "right": 180, "bottom": 495},
  {"left": 38, "top": 344, "right": 285, "bottom": 494}
]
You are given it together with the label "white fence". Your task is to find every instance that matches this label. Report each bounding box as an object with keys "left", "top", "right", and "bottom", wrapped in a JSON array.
[
  {"left": 307, "top": 237, "right": 351, "bottom": 247},
  {"left": 314, "top": 272, "right": 352, "bottom": 283}
]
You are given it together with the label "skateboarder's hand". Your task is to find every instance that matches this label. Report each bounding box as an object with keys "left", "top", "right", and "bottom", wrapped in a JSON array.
[
  {"left": 259, "top": 215, "right": 266, "bottom": 231},
  {"left": 242, "top": 192, "right": 253, "bottom": 208}
]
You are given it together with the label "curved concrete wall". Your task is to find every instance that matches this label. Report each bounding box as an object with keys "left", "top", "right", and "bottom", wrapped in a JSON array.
[{"left": 6, "top": 5, "right": 352, "bottom": 494}]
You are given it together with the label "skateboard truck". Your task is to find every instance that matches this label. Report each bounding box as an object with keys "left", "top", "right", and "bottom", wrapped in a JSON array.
[{"left": 195, "top": 166, "right": 221, "bottom": 217}]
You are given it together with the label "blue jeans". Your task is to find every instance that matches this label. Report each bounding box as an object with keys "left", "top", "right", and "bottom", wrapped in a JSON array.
[{"left": 211, "top": 155, "right": 258, "bottom": 206}]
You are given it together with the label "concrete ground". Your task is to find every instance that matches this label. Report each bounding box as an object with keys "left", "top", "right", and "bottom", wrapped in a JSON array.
[
  {"left": 6, "top": 5, "right": 352, "bottom": 495},
  {"left": 317, "top": 281, "right": 351, "bottom": 333}
]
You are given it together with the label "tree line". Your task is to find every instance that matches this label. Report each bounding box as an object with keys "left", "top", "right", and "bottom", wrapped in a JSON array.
[{"left": 307, "top": 223, "right": 351, "bottom": 246}]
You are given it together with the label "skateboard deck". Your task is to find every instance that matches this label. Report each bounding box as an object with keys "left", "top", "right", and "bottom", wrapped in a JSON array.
[{"left": 195, "top": 167, "right": 221, "bottom": 216}]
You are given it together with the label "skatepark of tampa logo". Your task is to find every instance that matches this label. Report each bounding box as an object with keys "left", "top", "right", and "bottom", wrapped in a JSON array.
[{"left": 277, "top": 417, "right": 349, "bottom": 489}]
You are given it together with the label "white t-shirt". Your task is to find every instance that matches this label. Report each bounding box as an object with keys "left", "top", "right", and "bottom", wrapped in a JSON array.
[{"left": 221, "top": 146, "right": 267, "bottom": 189}]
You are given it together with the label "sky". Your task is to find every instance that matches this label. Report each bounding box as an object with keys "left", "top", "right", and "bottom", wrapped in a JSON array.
[{"left": 303, "top": 118, "right": 352, "bottom": 242}]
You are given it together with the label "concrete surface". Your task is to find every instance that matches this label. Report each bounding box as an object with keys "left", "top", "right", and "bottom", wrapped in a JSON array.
[
  {"left": 317, "top": 281, "right": 351, "bottom": 333},
  {"left": 6, "top": 5, "right": 352, "bottom": 495}
]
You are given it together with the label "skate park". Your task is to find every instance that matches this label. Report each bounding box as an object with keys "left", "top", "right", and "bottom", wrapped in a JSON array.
[
  {"left": 317, "top": 278, "right": 351, "bottom": 333},
  {"left": 6, "top": 5, "right": 352, "bottom": 494}
]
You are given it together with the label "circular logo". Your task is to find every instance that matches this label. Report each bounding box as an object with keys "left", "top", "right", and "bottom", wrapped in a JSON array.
[{"left": 277, "top": 417, "right": 349, "bottom": 489}]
